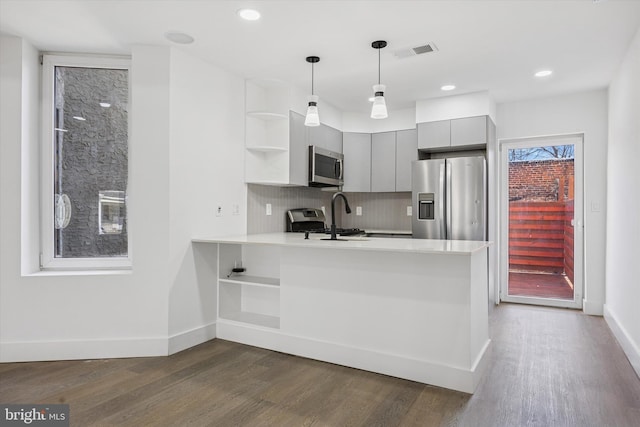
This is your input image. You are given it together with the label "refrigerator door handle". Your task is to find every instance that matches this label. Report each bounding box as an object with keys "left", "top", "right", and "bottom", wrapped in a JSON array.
[
  {"left": 445, "top": 163, "right": 452, "bottom": 239},
  {"left": 439, "top": 163, "right": 446, "bottom": 239}
]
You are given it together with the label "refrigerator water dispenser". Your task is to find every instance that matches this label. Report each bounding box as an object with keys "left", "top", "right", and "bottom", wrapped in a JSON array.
[{"left": 418, "top": 193, "right": 435, "bottom": 220}]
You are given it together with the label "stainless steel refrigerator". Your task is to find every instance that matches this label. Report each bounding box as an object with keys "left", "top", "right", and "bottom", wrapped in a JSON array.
[{"left": 412, "top": 156, "right": 486, "bottom": 240}]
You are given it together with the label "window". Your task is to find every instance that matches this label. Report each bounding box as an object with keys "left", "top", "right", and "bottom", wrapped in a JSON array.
[{"left": 41, "top": 54, "right": 131, "bottom": 270}]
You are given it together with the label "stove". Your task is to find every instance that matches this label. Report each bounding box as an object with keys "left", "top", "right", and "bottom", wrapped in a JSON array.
[{"left": 286, "top": 208, "right": 364, "bottom": 236}]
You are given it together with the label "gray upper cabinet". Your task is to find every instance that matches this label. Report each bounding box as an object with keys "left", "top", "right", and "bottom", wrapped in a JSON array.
[
  {"left": 418, "top": 120, "right": 450, "bottom": 150},
  {"left": 324, "top": 125, "right": 343, "bottom": 153},
  {"left": 308, "top": 122, "right": 343, "bottom": 154},
  {"left": 342, "top": 133, "right": 371, "bottom": 192},
  {"left": 395, "top": 129, "right": 417, "bottom": 191},
  {"left": 418, "top": 116, "right": 492, "bottom": 150},
  {"left": 371, "top": 132, "right": 396, "bottom": 192},
  {"left": 451, "top": 116, "right": 487, "bottom": 147}
]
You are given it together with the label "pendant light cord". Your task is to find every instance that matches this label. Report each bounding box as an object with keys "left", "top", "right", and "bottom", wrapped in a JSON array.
[
  {"left": 311, "top": 62, "right": 315, "bottom": 95},
  {"left": 378, "top": 47, "right": 381, "bottom": 85}
]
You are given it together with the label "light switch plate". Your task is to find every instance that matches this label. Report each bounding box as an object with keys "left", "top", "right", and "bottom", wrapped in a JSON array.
[
  {"left": 266, "top": 203, "right": 272, "bottom": 216},
  {"left": 232, "top": 204, "right": 240, "bottom": 215},
  {"left": 216, "top": 205, "right": 223, "bottom": 217},
  {"left": 356, "top": 206, "right": 362, "bottom": 216},
  {"left": 407, "top": 206, "right": 412, "bottom": 216}
]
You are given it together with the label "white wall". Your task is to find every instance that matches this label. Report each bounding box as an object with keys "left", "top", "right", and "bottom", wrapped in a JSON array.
[
  {"left": 0, "top": 40, "right": 172, "bottom": 361},
  {"left": 0, "top": 38, "right": 246, "bottom": 362},
  {"left": 416, "top": 91, "right": 496, "bottom": 123},
  {"left": 167, "top": 48, "right": 246, "bottom": 352},
  {"left": 497, "top": 89, "right": 608, "bottom": 315},
  {"left": 342, "top": 107, "right": 416, "bottom": 133},
  {"left": 604, "top": 28, "right": 640, "bottom": 377}
]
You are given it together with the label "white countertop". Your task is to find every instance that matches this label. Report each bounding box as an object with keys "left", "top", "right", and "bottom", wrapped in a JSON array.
[{"left": 193, "top": 232, "right": 491, "bottom": 255}]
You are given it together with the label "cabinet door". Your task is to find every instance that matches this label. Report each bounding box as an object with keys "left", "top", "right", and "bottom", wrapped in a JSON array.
[
  {"left": 417, "top": 120, "right": 450, "bottom": 149},
  {"left": 342, "top": 133, "right": 371, "bottom": 192},
  {"left": 308, "top": 123, "right": 343, "bottom": 154},
  {"left": 288, "top": 111, "right": 308, "bottom": 186},
  {"left": 395, "top": 129, "right": 417, "bottom": 191},
  {"left": 324, "top": 125, "right": 343, "bottom": 153},
  {"left": 371, "top": 132, "right": 396, "bottom": 192},
  {"left": 451, "top": 116, "right": 487, "bottom": 147}
]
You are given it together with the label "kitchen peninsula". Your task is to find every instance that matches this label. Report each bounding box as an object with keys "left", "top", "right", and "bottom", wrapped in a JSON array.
[{"left": 193, "top": 233, "right": 491, "bottom": 393}]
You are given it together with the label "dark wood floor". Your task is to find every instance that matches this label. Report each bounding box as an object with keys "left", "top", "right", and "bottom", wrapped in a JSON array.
[
  {"left": 509, "top": 271, "right": 574, "bottom": 300},
  {"left": 1, "top": 304, "right": 639, "bottom": 426}
]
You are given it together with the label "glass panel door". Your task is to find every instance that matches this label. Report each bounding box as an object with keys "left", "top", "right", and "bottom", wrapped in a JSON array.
[{"left": 500, "top": 135, "right": 583, "bottom": 309}]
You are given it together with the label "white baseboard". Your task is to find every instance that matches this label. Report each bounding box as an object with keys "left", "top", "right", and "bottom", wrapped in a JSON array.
[
  {"left": 168, "top": 322, "right": 216, "bottom": 355},
  {"left": 0, "top": 322, "right": 218, "bottom": 362},
  {"left": 583, "top": 298, "right": 603, "bottom": 315},
  {"left": 217, "top": 320, "right": 490, "bottom": 394},
  {"left": 603, "top": 304, "right": 640, "bottom": 379},
  {"left": 0, "top": 337, "right": 167, "bottom": 363}
]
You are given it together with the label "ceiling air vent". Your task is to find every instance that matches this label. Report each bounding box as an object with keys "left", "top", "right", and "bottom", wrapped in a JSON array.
[{"left": 393, "top": 42, "right": 439, "bottom": 59}]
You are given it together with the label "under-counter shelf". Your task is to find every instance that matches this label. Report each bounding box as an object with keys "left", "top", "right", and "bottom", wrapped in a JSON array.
[
  {"left": 219, "top": 311, "right": 280, "bottom": 329},
  {"left": 218, "top": 243, "right": 281, "bottom": 330},
  {"left": 219, "top": 275, "right": 280, "bottom": 288}
]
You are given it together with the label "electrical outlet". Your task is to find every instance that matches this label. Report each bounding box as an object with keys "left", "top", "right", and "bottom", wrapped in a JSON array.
[
  {"left": 216, "top": 205, "right": 223, "bottom": 217},
  {"left": 591, "top": 201, "right": 601, "bottom": 212},
  {"left": 232, "top": 204, "right": 240, "bottom": 215},
  {"left": 356, "top": 206, "right": 362, "bottom": 216},
  {"left": 266, "top": 203, "right": 272, "bottom": 216},
  {"left": 407, "top": 206, "right": 413, "bottom": 216}
]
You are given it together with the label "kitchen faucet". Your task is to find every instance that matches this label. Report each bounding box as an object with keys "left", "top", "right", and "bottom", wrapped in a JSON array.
[{"left": 329, "top": 192, "right": 351, "bottom": 240}]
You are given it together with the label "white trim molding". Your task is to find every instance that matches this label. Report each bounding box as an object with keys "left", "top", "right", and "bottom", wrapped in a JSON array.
[
  {"left": 168, "top": 322, "right": 217, "bottom": 355},
  {"left": 0, "top": 337, "right": 167, "bottom": 363},
  {"left": 603, "top": 304, "right": 640, "bottom": 378}
]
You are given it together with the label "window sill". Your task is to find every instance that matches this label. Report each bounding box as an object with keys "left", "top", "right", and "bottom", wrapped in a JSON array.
[{"left": 24, "top": 269, "right": 132, "bottom": 277}]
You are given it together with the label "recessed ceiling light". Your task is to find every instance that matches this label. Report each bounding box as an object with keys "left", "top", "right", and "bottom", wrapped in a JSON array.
[
  {"left": 441, "top": 85, "right": 456, "bottom": 91},
  {"left": 164, "top": 31, "right": 195, "bottom": 45},
  {"left": 72, "top": 116, "right": 86, "bottom": 121},
  {"left": 535, "top": 70, "right": 553, "bottom": 78},
  {"left": 237, "top": 8, "right": 261, "bottom": 21},
  {"left": 99, "top": 102, "right": 111, "bottom": 108}
]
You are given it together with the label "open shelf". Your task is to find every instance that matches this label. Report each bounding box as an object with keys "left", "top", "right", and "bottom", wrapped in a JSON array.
[
  {"left": 246, "top": 146, "right": 288, "bottom": 153},
  {"left": 219, "top": 275, "right": 280, "bottom": 288},
  {"left": 246, "top": 111, "right": 288, "bottom": 121},
  {"left": 220, "top": 311, "right": 280, "bottom": 329}
]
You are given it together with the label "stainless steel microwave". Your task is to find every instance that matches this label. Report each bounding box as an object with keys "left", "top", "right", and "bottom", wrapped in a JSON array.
[{"left": 308, "top": 145, "right": 344, "bottom": 187}]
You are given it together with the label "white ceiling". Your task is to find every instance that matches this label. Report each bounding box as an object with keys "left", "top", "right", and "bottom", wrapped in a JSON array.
[{"left": 2, "top": 0, "right": 639, "bottom": 114}]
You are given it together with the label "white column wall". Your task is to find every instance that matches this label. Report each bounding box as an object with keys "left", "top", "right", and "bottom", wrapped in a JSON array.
[
  {"left": 604, "top": 27, "right": 640, "bottom": 376},
  {"left": 496, "top": 89, "right": 608, "bottom": 315},
  {"left": 167, "top": 48, "right": 246, "bottom": 352}
]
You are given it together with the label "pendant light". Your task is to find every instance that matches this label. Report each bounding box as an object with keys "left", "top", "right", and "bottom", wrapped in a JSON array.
[
  {"left": 370, "top": 40, "right": 388, "bottom": 119},
  {"left": 305, "top": 56, "right": 320, "bottom": 127}
]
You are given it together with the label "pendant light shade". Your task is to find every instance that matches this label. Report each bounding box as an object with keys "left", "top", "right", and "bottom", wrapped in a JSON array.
[
  {"left": 305, "top": 56, "right": 320, "bottom": 127},
  {"left": 370, "top": 40, "right": 388, "bottom": 119},
  {"left": 371, "top": 84, "right": 387, "bottom": 119},
  {"left": 305, "top": 95, "right": 320, "bottom": 126}
]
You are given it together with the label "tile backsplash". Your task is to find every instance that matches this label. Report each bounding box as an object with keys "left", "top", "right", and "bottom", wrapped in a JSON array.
[
  {"left": 339, "top": 192, "right": 412, "bottom": 231},
  {"left": 247, "top": 184, "right": 412, "bottom": 233},
  {"left": 247, "top": 184, "right": 332, "bottom": 234}
]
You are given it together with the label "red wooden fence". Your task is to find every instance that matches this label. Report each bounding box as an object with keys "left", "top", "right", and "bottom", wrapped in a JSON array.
[{"left": 509, "top": 201, "right": 574, "bottom": 280}]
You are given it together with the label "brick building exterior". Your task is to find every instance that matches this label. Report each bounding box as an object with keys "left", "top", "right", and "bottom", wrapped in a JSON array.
[{"left": 508, "top": 158, "right": 574, "bottom": 202}]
